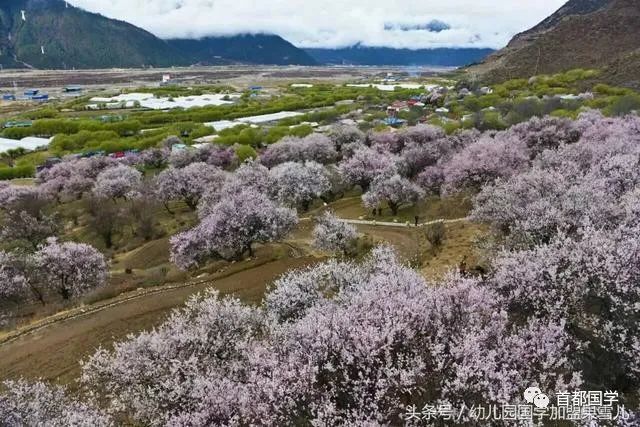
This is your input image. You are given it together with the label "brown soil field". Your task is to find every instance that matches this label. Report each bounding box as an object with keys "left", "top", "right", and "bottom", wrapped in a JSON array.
[
  {"left": 0, "top": 256, "right": 317, "bottom": 387},
  {"left": 0, "top": 65, "right": 446, "bottom": 92}
]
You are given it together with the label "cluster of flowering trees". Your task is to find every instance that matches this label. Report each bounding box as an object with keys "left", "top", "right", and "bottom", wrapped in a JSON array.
[
  {"left": 60, "top": 247, "right": 576, "bottom": 426},
  {"left": 0, "top": 181, "right": 108, "bottom": 304},
  {"left": 169, "top": 144, "right": 236, "bottom": 169},
  {"left": 472, "top": 112, "right": 640, "bottom": 247},
  {"left": 93, "top": 164, "right": 142, "bottom": 200},
  {"left": 37, "top": 156, "right": 116, "bottom": 201},
  {"left": 4, "top": 112, "right": 640, "bottom": 423},
  {"left": 171, "top": 157, "right": 340, "bottom": 268}
]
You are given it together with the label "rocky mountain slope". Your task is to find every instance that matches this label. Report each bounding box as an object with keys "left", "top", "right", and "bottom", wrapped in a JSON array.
[
  {"left": 472, "top": 0, "right": 640, "bottom": 88},
  {"left": 0, "top": 0, "right": 315, "bottom": 69},
  {"left": 0, "top": 0, "right": 182, "bottom": 69}
]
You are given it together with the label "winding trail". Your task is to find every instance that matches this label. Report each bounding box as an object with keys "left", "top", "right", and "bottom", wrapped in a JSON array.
[{"left": 342, "top": 217, "right": 469, "bottom": 228}]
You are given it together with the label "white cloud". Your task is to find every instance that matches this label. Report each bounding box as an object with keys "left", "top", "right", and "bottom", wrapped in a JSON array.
[{"left": 66, "top": 0, "right": 566, "bottom": 49}]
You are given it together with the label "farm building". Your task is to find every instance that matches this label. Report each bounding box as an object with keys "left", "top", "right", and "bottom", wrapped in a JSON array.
[
  {"left": 64, "top": 85, "right": 83, "bottom": 93},
  {"left": 2, "top": 121, "right": 32, "bottom": 129}
]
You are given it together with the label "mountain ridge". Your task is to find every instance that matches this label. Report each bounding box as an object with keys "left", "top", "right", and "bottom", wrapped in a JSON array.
[
  {"left": 471, "top": 0, "right": 640, "bottom": 88},
  {"left": 0, "top": 0, "right": 316, "bottom": 69},
  {"left": 168, "top": 35, "right": 316, "bottom": 66}
]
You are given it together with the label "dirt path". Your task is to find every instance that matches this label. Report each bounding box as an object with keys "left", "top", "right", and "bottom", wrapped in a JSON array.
[
  {"left": 0, "top": 257, "right": 317, "bottom": 386},
  {"left": 344, "top": 217, "right": 468, "bottom": 228}
]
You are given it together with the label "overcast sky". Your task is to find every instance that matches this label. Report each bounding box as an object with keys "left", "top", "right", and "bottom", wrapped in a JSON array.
[{"left": 67, "top": 0, "right": 566, "bottom": 49}]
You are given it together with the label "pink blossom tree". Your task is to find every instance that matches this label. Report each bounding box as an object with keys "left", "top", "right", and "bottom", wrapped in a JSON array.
[
  {"left": 270, "top": 161, "right": 331, "bottom": 210},
  {"left": 93, "top": 164, "right": 142, "bottom": 200},
  {"left": 0, "top": 251, "right": 29, "bottom": 300},
  {"left": 442, "top": 133, "right": 529, "bottom": 193},
  {"left": 169, "top": 145, "right": 237, "bottom": 169},
  {"left": 416, "top": 165, "right": 445, "bottom": 195},
  {"left": 338, "top": 147, "right": 399, "bottom": 192},
  {"left": 400, "top": 141, "right": 447, "bottom": 178},
  {"left": 370, "top": 131, "right": 403, "bottom": 153},
  {"left": 398, "top": 124, "right": 445, "bottom": 146},
  {"left": 197, "top": 160, "right": 274, "bottom": 218},
  {"left": 37, "top": 156, "right": 117, "bottom": 201},
  {"left": 154, "top": 163, "right": 228, "bottom": 211},
  {"left": 0, "top": 380, "right": 112, "bottom": 426},
  {"left": 369, "top": 125, "right": 445, "bottom": 155},
  {"left": 1, "top": 210, "right": 59, "bottom": 250},
  {"left": 168, "top": 148, "right": 196, "bottom": 168},
  {"left": 260, "top": 134, "right": 337, "bottom": 168},
  {"left": 471, "top": 166, "right": 618, "bottom": 247},
  {"left": 0, "top": 184, "right": 42, "bottom": 210},
  {"left": 171, "top": 189, "right": 297, "bottom": 268},
  {"left": 37, "top": 161, "right": 94, "bottom": 201},
  {"left": 362, "top": 174, "right": 424, "bottom": 215},
  {"left": 139, "top": 147, "right": 170, "bottom": 169},
  {"left": 32, "top": 238, "right": 108, "bottom": 301},
  {"left": 312, "top": 211, "right": 358, "bottom": 256},
  {"left": 506, "top": 115, "right": 581, "bottom": 157},
  {"left": 196, "top": 144, "right": 237, "bottom": 169},
  {"left": 472, "top": 114, "right": 640, "bottom": 248},
  {"left": 329, "top": 125, "right": 365, "bottom": 154},
  {"left": 81, "top": 290, "right": 264, "bottom": 426}
]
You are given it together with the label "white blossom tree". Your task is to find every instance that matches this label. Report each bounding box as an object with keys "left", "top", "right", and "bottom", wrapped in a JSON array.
[
  {"left": 312, "top": 211, "right": 358, "bottom": 256},
  {"left": 270, "top": 161, "right": 331, "bottom": 210},
  {"left": 362, "top": 174, "right": 424, "bottom": 215}
]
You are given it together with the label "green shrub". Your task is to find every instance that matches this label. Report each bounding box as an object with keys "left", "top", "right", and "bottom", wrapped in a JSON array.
[
  {"left": 550, "top": 109, "right": 577, "bottom": 119},
  {"left": 594, "top": 84, "right": 630, "bottom": 97},
  {"left": 424, "top": 221, "right": 447, "bottom": 251},
  {"left": 0, "top": 164, "right": 35, "bottom": 180},
  {"left": 24, "top": 107, "right": 59, "bottom": 120},
  {"left": 289, "top": 124, "right": 313, "bottom": 138},
  {"left": 606, "top": 95, "right": 640, "bottom": 117},
  {"left": 51, "top": 130, "right": 119, "bottom": 153},
  {"left": 234, "top": 144, "right": 257, "bottom": 162}
]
